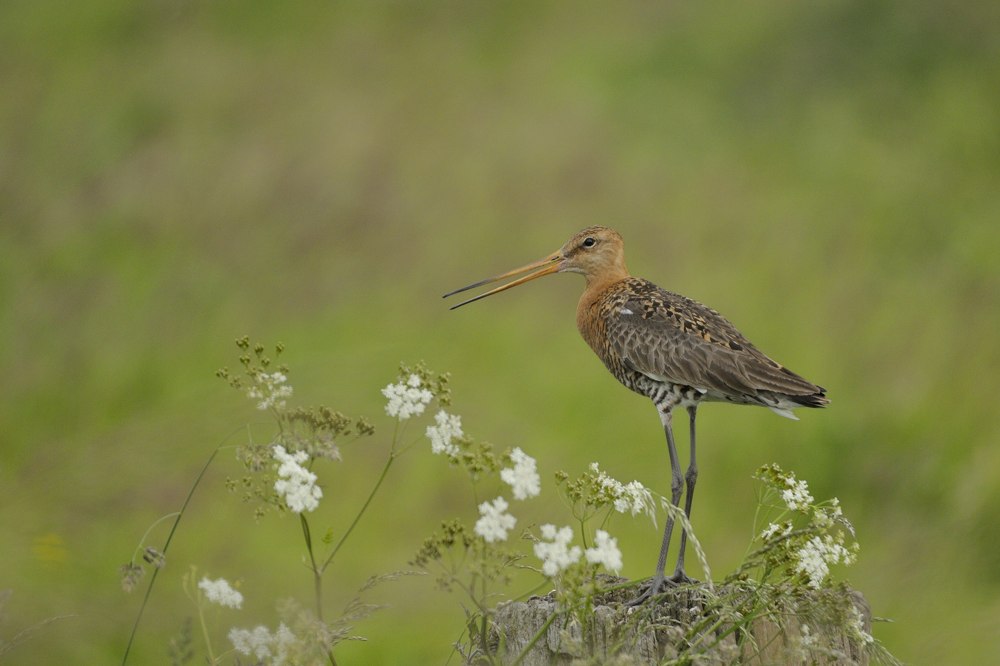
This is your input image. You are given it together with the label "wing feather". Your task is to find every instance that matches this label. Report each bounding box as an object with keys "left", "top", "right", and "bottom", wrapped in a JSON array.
[{"left": 604, "top": 281, "right": 822, "bottom": 400}]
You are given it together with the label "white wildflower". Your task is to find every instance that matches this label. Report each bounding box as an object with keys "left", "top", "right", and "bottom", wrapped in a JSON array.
[
  {"left": 426, "top": 410, "right": 462, "bottom": 457},
  {"left": 245, "top": 371, "right": 293, "bottom": 411},
  {"left": 780, "top": 473, "right": 814, "bottom": 511},
  {"left": 813, "top": 508, "right": 832, "bottom": 528},
  {"left": 198, "top": 577, "right": 243, "bottom": 609},
  {"left": 273, "top": 445, "right": 322, "bottom": 513},
  {"left": 815, "top": 498, "right": 847, "bottom": 529},
  {"left": 500, "top": 447, "right": 541, "bottom": 500},
  {"left": 794, "top": 537, "right": 830, "bottom": 588},
  {"left": 590, "top": 462, "right": 657, "bottom": 524},
  {"left": 229, "top": 623, "right": 297, "bottom": 665},
  {"left": 534, "top": 524, "right": 582, "bottom": 577},
  {"left": 229, "top": 626, "right": 270, "bottom": 658},
  {"left": 474, "top": 496, "right": 516, "bottom": 543},
  {"left": 760, "top": 521, "right": 792, "bottom": 541},
  {"left": 616, "top": 480, "right": 655, "bottom": 519},
  {"left": 845, "top": 541, "right": 860, "bottom": 565},
  {"left": 794, "top": 535, "right": 853, "bottom": 588},
  {"left": 846, "top": 604, "right": 874, "bottom": 644},
  {"left": 585, "top": 530, "right": 623, "bottom": 573},
  {"left": 381, "top": 374, "right": 433, "bottom": 420}
]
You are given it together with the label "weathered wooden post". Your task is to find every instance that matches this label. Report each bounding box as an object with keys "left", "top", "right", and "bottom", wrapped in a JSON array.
[{"left": 483, "top": 582, "right": 872, "bottom": 665}]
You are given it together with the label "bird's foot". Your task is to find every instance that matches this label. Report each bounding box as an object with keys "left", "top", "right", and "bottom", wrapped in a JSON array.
[
  {"left": 668, "top": 569, "right": 697, "bottom": 586},
  {"left": 626, "top": 570, "right": 700, "bottom": 606},
  {"left": 626, "top": 574, "right": 673, "bottom": 606}
]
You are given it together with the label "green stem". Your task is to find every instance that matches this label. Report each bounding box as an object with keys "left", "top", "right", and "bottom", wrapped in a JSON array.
[
  {"left": 122, "top": 445, "right": 225, "bottom": 665},
  {"left": 578, "top": 517, "right": 589, "bottom": 550},
  {"left": 301, "top": 509, "right": 338, "bottom": 666},
  {"left": 479, "top": 570, "right": 489, "bottom": 656},
  {"left": 599, "top": 507, "right": 613, "bottom": 531},
  {"left": 129, "top": 512, "right": 180, "bottom": 564},
  {"left": 300, "top": 514, "right": 324, "bottom": 619},
  {"left": 514, "top": 580, "right": 552, "bottom": 602},
  {"left": 320, "top": 448, "right": 397, "bottom": 574},
  {"left": 196, "top": 603, "right": 217, "bottom": 664},
  {"left": 447, "top": 575, "right": 491, "bottom": 617}
]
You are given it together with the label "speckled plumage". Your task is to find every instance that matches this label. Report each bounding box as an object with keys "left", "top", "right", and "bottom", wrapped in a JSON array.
[
  {"left": 445, "top": 225, "right": 828, "bottom": 602},
  {"left": 577, "top": 275, "right": 828, "bottom": 418}
]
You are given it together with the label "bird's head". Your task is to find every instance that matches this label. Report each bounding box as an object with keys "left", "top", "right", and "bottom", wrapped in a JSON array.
[
  {"left": 444, "top": 226, "right": 629, "bottom": 309},
  {"left": 557, "top": 226, "right": 627, "bottom": 279}
]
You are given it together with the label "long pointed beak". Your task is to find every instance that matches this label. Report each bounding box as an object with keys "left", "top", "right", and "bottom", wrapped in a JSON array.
[{"left": 443, "top": 251, "right": 563, "bottom": 310}]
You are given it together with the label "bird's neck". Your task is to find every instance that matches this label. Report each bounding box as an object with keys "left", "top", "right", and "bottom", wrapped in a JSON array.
[
  {"left": 582, "top": 263, "right": 630, "bottom": 300},
  {"left": 577, "top": 267, "right": 630, "bottom": 331}
]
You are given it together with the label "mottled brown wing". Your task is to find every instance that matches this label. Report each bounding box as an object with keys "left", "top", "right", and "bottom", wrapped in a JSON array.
[{"left": 605, "top": 283, "right": 822, "bottom": 399}]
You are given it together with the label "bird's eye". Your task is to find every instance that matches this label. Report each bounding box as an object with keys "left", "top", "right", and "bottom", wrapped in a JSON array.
[{"left": 582, "top": 237, "right": 596, "bottom": 248}]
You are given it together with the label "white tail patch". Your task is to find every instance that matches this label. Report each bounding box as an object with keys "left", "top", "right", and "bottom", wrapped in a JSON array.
[
  {"left": 768, "top": 406, "right": 800, "bottom": 420},
  {"left": 620, "top": 307, "right": 634, "bottom": 315}
]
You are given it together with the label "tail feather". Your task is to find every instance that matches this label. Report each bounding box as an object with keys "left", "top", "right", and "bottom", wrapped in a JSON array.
[
  {"left": 789, "top": 389, "right": 829, "bottom": 409},
  {"left": 769, "top": 406, "right": 800, "bottom": 420}
]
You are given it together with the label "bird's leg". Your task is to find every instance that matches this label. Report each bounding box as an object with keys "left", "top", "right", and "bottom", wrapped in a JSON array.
[
  {"left": 628, "top": 403, "right": 683, "bottom": 606},
  {"left": 670, "top": 405, "right": 698, "bottom": 584}
]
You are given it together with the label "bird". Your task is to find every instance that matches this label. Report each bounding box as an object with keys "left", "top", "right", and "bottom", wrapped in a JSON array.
[{"left": 443, "top": 226, "right": 828, "bottom": 603}]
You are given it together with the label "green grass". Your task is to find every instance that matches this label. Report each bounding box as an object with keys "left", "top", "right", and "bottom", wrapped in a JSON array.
[{"left": 2, "top": 1, "right": 999, "bottom": 663}]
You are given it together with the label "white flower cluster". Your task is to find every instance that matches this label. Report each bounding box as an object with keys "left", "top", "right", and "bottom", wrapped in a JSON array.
[
  {"left": 273, "top": 445, "right": 322, "bottom": 513},
  {"left": 474, "top": 496, "right": 516, "bottom": 543},
  {"left": 846, "top": 604, "right": 874, "bottom": 645},
  {"left": 198, "top": 577, "right": 243, "bottom": 609},
  {"left": 813, "top": 497, "right": 845, "bottom": 528},
  {"left": 500, "top": 447, "right": 541, "bottom": 500},
  {"left": 426, "top": 410, "right": 462, "bottom": 457},
  {"left": 585, "top": 529, "right": 623, "bottom": 573},
  {"left": 381, "top": 374, "right": 433, "bottom": 420},
  {"left": 246, "top": 371, "right": 293, "bottom": 411},
  {"left": 229, "top": 623, "right": 297, "bottom": 665},
  {"left": 534, "top": 524, "right": 582, "bottom": 577},
  {"left": 759, "top": 521, "right": 793, "bottom": 541},
  {"left": 780, "top": 473, "right": 815, "bottom": 511},
  {"left": 794, "top": 534, "right": 857, "bottom": 588},
  {"left": 589, "top": 462, "right": 657, "bottom": 523}
]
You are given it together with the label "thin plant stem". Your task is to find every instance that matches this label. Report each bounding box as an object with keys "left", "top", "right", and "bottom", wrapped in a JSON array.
[
  {"left": 195, "top": 603, "right": 216, "bottom": 664},
  {"left": 129, "top": 512, "right": 180, "bottom": 563},
  {"left": 0, "top": 613, "right": 77, "bottom": 658},
  {"left": 577, "top": 517, "right": 590, "bottom": 550},
  {"left": 479, "top": 569, "right": 489, "bottom": 656},
  {"left": 300, "top": 514, "right": 323, "bottom": 619},
  {"left": 514, "top": 580, "right": 552, "bottom": 602},
  {"left": 320, "top": 439, "right": 398, "bottom": 574},
  {"left": 122, "top": 442, "right": 230, "bottom": 665},
  {"left": 447, "top": 576, "right": 491, "bottom": 617},
  {"left": 300, "top": 509, "right": 338, "bottom": 666}
]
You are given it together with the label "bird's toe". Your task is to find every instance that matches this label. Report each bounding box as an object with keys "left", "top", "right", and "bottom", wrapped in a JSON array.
[
  {"left": 626, "top": 575, "right": 674, "bottom": 606},
  {"left": 668, "top": 569, "right": 698, "bottom": 586}
]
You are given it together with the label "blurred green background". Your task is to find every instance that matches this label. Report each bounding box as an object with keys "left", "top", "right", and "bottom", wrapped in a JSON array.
[{"left": 3, "top": 1, "right": 998, "bottom": 663}]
